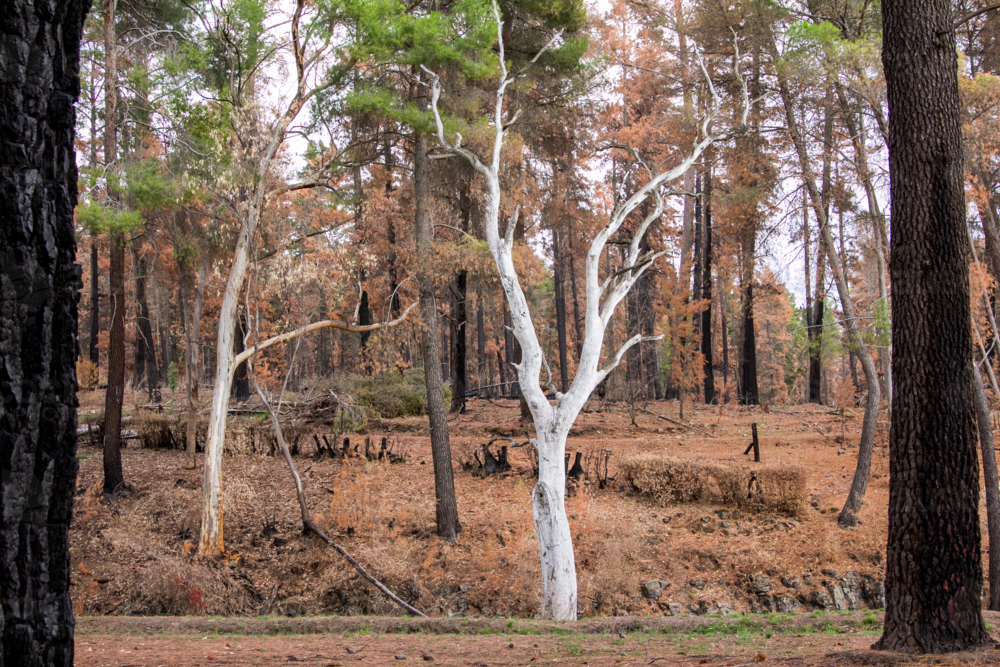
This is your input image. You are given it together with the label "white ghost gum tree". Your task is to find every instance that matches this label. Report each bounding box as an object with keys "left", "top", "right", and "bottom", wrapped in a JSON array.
[
  {"left": 192, "top": 0, "right": 378, "bottom": 557},
  {"left": 423, "top": 3, "right": 749, "bottom": 619}
]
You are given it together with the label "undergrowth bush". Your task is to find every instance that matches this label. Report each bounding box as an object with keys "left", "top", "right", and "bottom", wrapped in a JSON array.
[
  {"left": 619, "top": 453, "right": 806, "bottom": 516},
  {"left": 77, "top": 358, "right": 98, "bottom": 390},
  {"left": 323, "top": 369, "right": 450, "bottom": 419}
]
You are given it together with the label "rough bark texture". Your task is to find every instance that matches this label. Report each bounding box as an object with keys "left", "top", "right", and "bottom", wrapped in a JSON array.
[
  {"left": 0, "top": 0, "right": 88, "bottom": 663},
  {"left": 414, "top": 131, "right": 460, "bottom": 543},
  {"left": 101, "top": 0, "right": 125, "bottom": 496},
  {"left": 875, "top": 0, "right": 990, "bottom": 651}
]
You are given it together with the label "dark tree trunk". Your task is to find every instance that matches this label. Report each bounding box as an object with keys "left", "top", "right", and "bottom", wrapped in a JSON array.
[
  {"left": 103, "top": 231, "right": 126, "bottom": 494},
  {"left": 702, "top": 164, "right": 716, "bottom": 404},
  {"left": 450, "top": 271, "right": 467, "bottom": 413},
  {"left": 553, "top": 231, "right": 570, "bottom": 393},
  {"left": 808, "top": 239, "right": 827, "bottom": 403},
  {"left": 875, "top": 0, "right": 990, "bottom": 651},
  {"left": 132, "top": 241, "right": 160, "bottom": 401},
  {"left": 972, "top": 363, "right": 1000, "bottom": 611},
  {"left": 89, "top": 237, "right": 100, "bottom": 364},
  {"left": 358, "top": 289, "right": 371, "bottom": 349},
  {"left": 720, "top": 283, "right": 729, "bottom": 399},
  {"left": 477, "top": 297, "right": 487, "bottom": 396},
  {"left": 101, "top": 0, "right": 125, "bottom": 495},
  {"left": 1, "top": 0, "right": 87, "bottom": 663},
  {"left": 231, "top": 308, "right": 250, "bottom": 402},
  {"left": 414, "top": 129, "right": 460, "bottom": 542},
  {"left": 739, "top": 243, "right": 759, "bottom": 406},
  {"left": 568, "top": 233, "right": 583, "bottom": 361}
]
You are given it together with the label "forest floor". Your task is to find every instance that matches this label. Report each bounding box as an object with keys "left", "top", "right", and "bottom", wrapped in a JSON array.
[
  {"left": 74, "top": 613, "right": 1000, "bottom": 666},
  {"left": 69, "top": 390, "right": 956, "bottom": 622}
]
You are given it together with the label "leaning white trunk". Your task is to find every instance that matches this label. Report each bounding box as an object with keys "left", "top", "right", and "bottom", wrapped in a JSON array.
[{"left": 198, "top": 212, "right": 254, "bottom": 557}]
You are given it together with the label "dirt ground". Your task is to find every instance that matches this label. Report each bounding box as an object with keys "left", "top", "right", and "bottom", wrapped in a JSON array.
[
  {"left": 72, "top": 392, "right": 901, "bottom": 618},
  {"left": 73, "top": 614, "right": 1000, "bottom": 667}
]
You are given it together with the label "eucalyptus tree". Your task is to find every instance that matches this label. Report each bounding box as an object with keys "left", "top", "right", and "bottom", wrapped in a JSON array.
[
  {"left": 425, "top": 0, "right": 749, "bottom": 617},
  {"left": 172, "top": 0, "right": 401, "bottom": 557}
]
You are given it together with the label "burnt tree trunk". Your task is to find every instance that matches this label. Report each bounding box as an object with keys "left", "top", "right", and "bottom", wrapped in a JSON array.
[
  {"left": 414, "top": 128, "right": 460, "bottom": 542},
  {"left": 0, "top": 0, "right": 88, "bottom": 663},
  {"left": 231, "top": 307, "right": 250, "bottom": 402},
  {"left": 738, "top": 238, "right": 759, "bottom": 406},
  {"left": 89, "top": 236, "right": 100, "bottom": 364},
  {"left": 450, "top": 271, "right": 467, "bottom": 413},
  {"left": 553, "top": 230, "right": 570, "bottom": 393},
  {"left": 701, "top": 163, "right": 716, "bottom": 404},
  {"left": 477, "top": 297, "right": 487, "bottom": 396},
  {"left": 875, "top": 0, "right": 991, "bottom": 651}
]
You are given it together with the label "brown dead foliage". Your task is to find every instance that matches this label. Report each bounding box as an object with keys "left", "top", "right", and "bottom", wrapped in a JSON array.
[
  {"left": 619, "top": 453, "right": 808, "bottom": 516},
  {"left": 71, "top": 395, "right": 898, "bottom": 619}
]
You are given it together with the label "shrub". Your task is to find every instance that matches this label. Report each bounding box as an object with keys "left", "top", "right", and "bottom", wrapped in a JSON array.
[
  {"left": 619, "top": 453, "right": 807, "bottom": 516},
  {"left": 135, "top": 411, "right": 180, "bottom": 449},
  {"left": 77, "top": 358, "right": 98, "bottom": 390},
  {"left": 341, "top": 370, "right": 430, "bottom": 418}
]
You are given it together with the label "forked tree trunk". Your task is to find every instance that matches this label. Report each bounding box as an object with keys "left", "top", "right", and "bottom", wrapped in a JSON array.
[
  {"left": 1, "top": 0, "right": 87, "bottom": 661},
  {"left": 876, "top": 0, "right": 990, "bottom": 651},
  {"left": 424, "top": 12, "right": 747, "bottom": 616}
]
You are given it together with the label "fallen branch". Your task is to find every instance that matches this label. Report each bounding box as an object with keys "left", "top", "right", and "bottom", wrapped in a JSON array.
[
  {"left": 639, "top": 406, "right": 716, "bottom": 438},
  {"left": 251, "top": 373, "right": 427, "bottom": 618}
]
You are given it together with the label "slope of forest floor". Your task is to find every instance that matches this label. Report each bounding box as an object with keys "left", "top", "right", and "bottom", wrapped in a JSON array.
[{"left": 70, "top": 393, "right": 942, "bottom": 621}]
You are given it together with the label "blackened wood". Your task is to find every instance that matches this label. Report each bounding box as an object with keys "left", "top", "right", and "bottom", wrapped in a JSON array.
[
  {"left": 0, "top": 0, "right": 89, "bottom": 662},
  {"left": 876, "top": 0, "right": 990, "bottom": 651},
  {"left": 701, "top": 164, "right": 716, "bottom": 404}
]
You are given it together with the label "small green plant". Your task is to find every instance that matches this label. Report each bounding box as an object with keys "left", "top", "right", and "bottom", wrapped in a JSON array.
[{"left": 167, "top": 362, "right": 178, "bottom": 392}]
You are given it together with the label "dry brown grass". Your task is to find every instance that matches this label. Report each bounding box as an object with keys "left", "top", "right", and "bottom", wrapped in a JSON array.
[
  {"left": 71, "top": 395, "right": 890, "bottom": 619},
  {"left": 619, "top": 453, "right": 808, "bottom": 516}
]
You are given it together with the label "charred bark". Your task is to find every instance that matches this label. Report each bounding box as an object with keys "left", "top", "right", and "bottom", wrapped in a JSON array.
[
  {"left": 0, "top": 0, "right": 88, "bottom": 662},
  {"left": 876, "top": 0, "right": 990, "bottom": 650}
]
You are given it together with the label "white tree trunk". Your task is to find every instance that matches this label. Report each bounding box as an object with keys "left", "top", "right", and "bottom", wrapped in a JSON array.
[
  {"left": 198, "top": 209, "right": 255, "bottom": 557},
  {"left": 532, "top": 422, "right": 577, "bottom": 619},
  {"left": 424, "top": 3, "right": 748, "bottom": 617}
]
